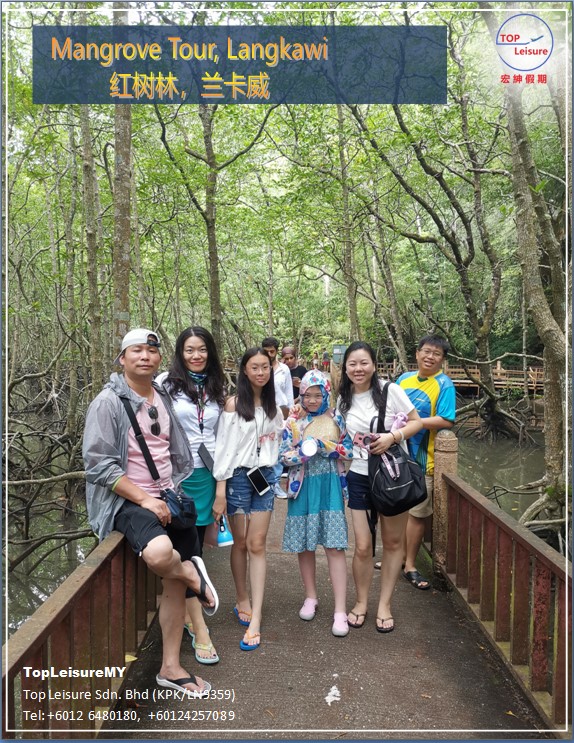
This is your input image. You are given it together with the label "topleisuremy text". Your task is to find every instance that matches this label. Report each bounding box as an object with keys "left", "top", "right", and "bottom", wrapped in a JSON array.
[{"left": 22, "top": 666, "right": 127, "bottom": 680}]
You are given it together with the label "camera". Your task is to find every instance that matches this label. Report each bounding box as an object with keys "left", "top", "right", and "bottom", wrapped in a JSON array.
[{"left": 353, "top": 431, "right": 378, "bottom": 448}]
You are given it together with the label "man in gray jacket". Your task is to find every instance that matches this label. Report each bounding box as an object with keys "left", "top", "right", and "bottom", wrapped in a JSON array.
[{"left": 83, "top": 328, "right": 218, "bottom": 698}]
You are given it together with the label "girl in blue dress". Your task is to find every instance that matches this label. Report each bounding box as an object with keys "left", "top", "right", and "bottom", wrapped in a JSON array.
[{"left": 280, "top": 370, "right": 353, "bottom": 637}]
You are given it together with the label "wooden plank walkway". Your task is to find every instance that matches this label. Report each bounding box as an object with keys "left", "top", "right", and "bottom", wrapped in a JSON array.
[{"left": 98, "top": 501, "right": 555, "bottom": 740}]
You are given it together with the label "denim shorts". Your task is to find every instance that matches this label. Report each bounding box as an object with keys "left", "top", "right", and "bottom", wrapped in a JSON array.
[
  {"left": 226, "top": 466, "right": 275, "bottom": 515},
  {"left": 346, "top": 470, "right": 371, "bottom": 511}
]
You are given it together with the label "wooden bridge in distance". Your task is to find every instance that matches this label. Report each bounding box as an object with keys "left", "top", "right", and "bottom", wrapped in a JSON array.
[{"left": 376, "top": 360, "right": 544, "bottom": 395}]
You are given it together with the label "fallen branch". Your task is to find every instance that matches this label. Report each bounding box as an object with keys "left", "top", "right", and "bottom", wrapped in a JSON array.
[{"left": 7, "top": 471, "right": 85, "bottom": 486}]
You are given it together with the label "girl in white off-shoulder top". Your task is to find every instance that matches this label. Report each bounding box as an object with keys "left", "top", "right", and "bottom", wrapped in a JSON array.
[{"left": 213, "top": 348, "right": 283, "bottom": 652}]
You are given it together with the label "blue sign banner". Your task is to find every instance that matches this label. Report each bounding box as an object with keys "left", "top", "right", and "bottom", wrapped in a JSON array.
[{"left": 33, "top": 25, "right": 447, "bottom": 104}]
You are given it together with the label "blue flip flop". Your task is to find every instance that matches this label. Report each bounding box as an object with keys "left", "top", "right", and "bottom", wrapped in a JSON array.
[
  {"left": 233, "top": 606, "right": 251, "bottom": 627},
  {"left": 239, "top": 631, "right": 260, "bottom": 651},
  {"left": 184, "top": 624, "right": 210, "bottom": 648}
]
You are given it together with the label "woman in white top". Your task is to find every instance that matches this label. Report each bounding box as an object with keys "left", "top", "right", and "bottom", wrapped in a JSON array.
[
  {"left": 158, "top": 326, "right": 225, "bottom": 665},
  {"left": 213, "top": 348, "right": 284, "bottom": 651},
  {"left": 337, "top": 341, "right": 422, "bottom": 634}
]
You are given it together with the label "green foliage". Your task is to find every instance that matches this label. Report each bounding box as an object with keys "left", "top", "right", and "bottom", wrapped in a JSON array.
[{"left": 6, "top": 3, "right": 563, "bottom": 372}]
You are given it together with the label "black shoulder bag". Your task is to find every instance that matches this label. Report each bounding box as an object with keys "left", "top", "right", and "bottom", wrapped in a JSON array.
[
  {"left": 367, "top": 382, "right": 427, "bottom": 523},
  {"left": 119, "top": 396, "right": 196, "bottom": 530}
]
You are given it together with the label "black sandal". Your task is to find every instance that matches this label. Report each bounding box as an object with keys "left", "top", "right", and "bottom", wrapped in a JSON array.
[{"left": 403, "top": 569, "right": 431, "bottom": 590}]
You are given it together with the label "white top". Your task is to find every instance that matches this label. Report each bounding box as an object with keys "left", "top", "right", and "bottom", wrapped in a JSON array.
[
  {"left": 340, "top": 383, "right": 414, "bottom": 476},
  {"left": 273, "top": 362, "right": 295, "bottom": 408},
  {"left": 156, "top": 371, "right": 222, "bottom": 469},
  {"left": 213, "top": 405, "right": 285, "bottom": 481}
]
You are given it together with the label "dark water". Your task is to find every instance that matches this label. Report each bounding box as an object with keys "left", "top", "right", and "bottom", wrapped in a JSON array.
[
  {"left": 457, "top": 433, "right": 545, "bottom": 518},
  {"left": 6, "top": 435, "right": 546, "bottom": 633}
]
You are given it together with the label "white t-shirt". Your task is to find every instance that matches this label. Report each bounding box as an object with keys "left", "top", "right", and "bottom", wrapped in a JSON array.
[
  {"left": 213, "top": 405, "right": 284, "bottom": 481},
  {"left": 273, "top": 362, "right": 295, "bottom": 408},
  {"left": 156, "top": 371, "right": 222, "bottom": 469},
  {"left": 340, "top": 383, "right": 415, "bottom": 476}
]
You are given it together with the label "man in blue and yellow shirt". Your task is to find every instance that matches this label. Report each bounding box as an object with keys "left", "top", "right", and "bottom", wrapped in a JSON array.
[{"left": 397, "top": 335, "right": 455, "bottom": 590}]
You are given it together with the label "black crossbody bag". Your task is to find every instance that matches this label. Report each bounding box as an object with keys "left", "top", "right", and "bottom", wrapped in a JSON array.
[
  {"left": 366, "top": 383, "right": 427, "bottom": 547},
  {"left": 119, "top": 396, "right": 196, "bottom": 530}
]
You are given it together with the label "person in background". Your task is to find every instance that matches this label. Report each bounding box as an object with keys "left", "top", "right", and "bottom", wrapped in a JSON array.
[
  {"left": 281, "top": 345, "right": 307, "bottom": 403},
  {"left": 280, "top": 370, "right": 353, "bottom": 637},
  {"left": 262, "top": 337, "right": 294, "bottom": 499},
  {"left": 157, "top": 326, "right": 226, "bottom": 665},
  {"left": 337, "top": 341, "right": 422, "bottom": 633},
  {"left": 312, "top": 351, "right": 320, "bottom": 369},
  {"left": 213, "top": 348, "right": 284, "bottom": 651},
  {"left": 83, "top": 329, "right": 218, "bottom": 696},
  {"left": 397, "top": 335, "right": 455, "bottom": 589},
  {"left": 322, "top": 348, "right": 330, "bottom": 373}
]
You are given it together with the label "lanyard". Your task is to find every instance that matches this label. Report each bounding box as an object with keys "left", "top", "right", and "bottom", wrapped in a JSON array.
[
  {"left": 254, "top": 408, "right": 262, "bottom": 460},
  {"left": 196, "top": 389, "right": 207, "bottom": 436}
]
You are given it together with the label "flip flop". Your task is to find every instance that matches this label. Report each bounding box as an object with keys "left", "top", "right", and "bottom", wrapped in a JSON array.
[
  {"left": 376, "top": 616, "right": 395, "bottom": 634},
  {"left": 184, "top": 624, "right": 210, "bottom": 648},
  {"left": 239, "top": 630, "right": 261, "bottom": 651},
  {"left": 194, "top": 641, "right": 220, "bottom": 665},
  {"left": 347, "top": 610, "right": 367, "bottom": 628},
  {"left": 403, "top": 569, "right": 431, "bottom": 590},
  {"left": 156, "top": 674, "right": 211, "bottom": 698},
  {"left": 184, "top": 623, "right": 196, "bottom": 643},
  {"left": 191, "top": 556, "right": 220, "bottom": 616},
  {"left": 233, "top": 606, "right": 252, "bottom": 627}
]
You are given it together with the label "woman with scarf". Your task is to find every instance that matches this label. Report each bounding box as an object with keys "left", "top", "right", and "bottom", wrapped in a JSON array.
[
  {"left": 158, "top": 326, "right": 226, "bottom": 666},
  {"left": 280, "top": 370, "right": 353, "bottom": 637}
]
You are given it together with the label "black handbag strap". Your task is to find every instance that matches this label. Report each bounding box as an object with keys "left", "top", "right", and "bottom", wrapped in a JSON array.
[
  {"left": 367, "top": 381, "right": 392, "bottom": 557},
  {"left": 371, "top": 382, "right": 391, "bottom": 435},
  {"left": 119, "top": 396, "right": 160, "bottom": 482}
]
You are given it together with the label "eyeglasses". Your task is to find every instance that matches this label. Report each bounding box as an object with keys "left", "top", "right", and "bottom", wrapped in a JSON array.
[
  {"left": 148, "top": 405, "right": 161, "bottom": 436},
  {"left": 419, "top": 348, "right": 444, "bottom": 359}
]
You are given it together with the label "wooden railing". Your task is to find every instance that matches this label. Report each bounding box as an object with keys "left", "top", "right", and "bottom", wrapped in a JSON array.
[
  {"left": 432, "top": 431, "right": 571, "bottom": 733},
  {"left": 2, "top": 533, "right": 160, "bottom": 739}
]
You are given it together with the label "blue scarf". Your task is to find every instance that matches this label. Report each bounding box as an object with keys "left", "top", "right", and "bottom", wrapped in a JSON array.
[{"left": 188, "top": 371, "right": 207, "bottom": 407}]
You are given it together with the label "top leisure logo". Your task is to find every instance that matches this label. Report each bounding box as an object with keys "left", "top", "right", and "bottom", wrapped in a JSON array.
[{"left": 496, "top": 13, "right": 553, "bottom": 72}]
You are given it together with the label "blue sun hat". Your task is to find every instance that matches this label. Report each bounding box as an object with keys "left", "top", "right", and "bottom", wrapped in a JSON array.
[{"left": 299, "top": 370, "right": 331, "bottom": 416}]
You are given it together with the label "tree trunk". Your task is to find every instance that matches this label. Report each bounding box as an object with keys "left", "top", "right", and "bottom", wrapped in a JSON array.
[
  {"left": 199, "top": 105, "right": 223, "bottom": 351},
  {"left": 112, "top": 3, "right": 132, "bottom": 350},
  {"left": 336, "top": 103, "right": 360, "bottom": 339},
  {"left": 504, "top": 88, "right": 566, "bottom": 492},
  {"left": 372, "top": 217, "right": 408, "bottom": 369},
  {"left": 79, "top": 104, "right": 104, "bottom": 390}
]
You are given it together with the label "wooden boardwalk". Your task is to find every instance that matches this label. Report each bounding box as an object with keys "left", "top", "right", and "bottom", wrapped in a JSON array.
[
  {"left": 376, "top": 362, "right": 544, "bottom": 394},
  {"left": 97, "top": 501, "right": 554, "bottom": 740}
]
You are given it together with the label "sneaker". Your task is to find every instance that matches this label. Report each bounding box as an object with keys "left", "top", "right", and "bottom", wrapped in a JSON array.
[
  {"left": 332, "top": 612, "right": 349, "bottom": 637},
  {"left": 274, "top": 485, "right": 287, "bottom": 499},
  {"left": 299, "top": 598, "right": 318, "bottom": 621}
]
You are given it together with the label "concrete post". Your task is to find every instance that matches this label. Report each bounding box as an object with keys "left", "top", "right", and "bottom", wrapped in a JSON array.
[{"left": 432, "top": 429, "right": 458, "bottom": 576}]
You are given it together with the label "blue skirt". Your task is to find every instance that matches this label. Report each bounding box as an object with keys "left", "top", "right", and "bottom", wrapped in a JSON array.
[{"left": 282, "top": 456, "right": 347, "bottom": 552}]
